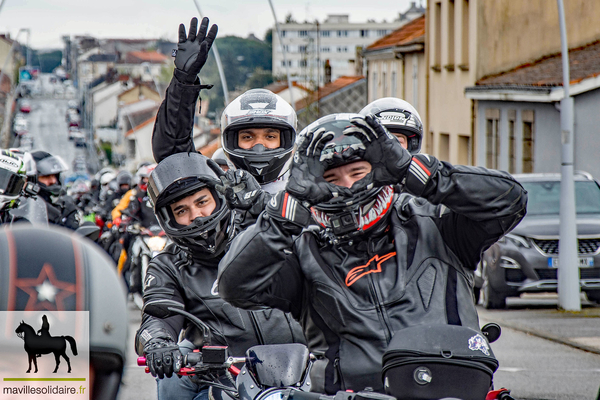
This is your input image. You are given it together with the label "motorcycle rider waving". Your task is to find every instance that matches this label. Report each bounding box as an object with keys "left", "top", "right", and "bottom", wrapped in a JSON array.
[
  {"left": 217, "top": 113, "right": 528, "bottom": 394},
  {"left": 135, "top": 152, "right": 305, "bottom": 400}
]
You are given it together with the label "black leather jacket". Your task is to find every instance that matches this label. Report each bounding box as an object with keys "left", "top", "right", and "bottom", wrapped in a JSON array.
[
  {"left": 218, "top": 163, "right": 527, "bottom": 394},
  {"left": 152, "top": 75, "right": 201, "bottom": 163},
  {"left": 135, "top": 243, "right": 306, "bottom": 357}
]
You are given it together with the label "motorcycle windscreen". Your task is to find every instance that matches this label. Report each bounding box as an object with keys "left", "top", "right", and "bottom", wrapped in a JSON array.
[
  {"left": 245, "top": 343, "right": 309, "bottom": 388},
  {"left": 10, "top": 196, "right": 49, "bottom": 226}
]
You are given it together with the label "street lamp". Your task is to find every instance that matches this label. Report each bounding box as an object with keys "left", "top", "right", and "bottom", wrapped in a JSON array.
[{"left": 556, "top": 0, "right": 580, "bottom": 311}]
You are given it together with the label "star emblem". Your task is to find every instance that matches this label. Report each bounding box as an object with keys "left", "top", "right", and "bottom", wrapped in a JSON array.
[{"left": 15, "top": 263, "right": 77, "bottom": 311}]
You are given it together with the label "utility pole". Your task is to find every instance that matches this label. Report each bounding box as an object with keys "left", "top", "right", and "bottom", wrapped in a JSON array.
[
  {"left": 192, "top": 0, "right": 230, "bottom": 106},
  {"left": 268, "top": 0, "right": 295, "bottom": 110},
  {"left": 556, "top": 0, "right": 581, "bottom": 311}
]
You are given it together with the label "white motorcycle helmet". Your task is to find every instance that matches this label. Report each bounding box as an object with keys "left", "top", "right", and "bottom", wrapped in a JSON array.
[
  {"left": 220, "top": 89, "right": 297, "bottom": 184},
  {"left": 0, "top": 150, "right": 27, "bottom": 211},
  {"left": 359, "top": 97, "right": 423, "bottom": 154}
]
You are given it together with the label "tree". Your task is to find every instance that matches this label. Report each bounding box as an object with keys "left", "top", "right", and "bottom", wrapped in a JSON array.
[
  {"left": 245, "top": 68, "right": 274, "bottom": 89},
  {"left": 285, "top": 13, "right": 296, "bottom": 23},
  {"left": 264, "top": 29, "right": 273, "bottom": 46}
]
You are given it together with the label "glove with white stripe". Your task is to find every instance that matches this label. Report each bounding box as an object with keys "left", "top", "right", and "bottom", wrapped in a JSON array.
[
  {"left": 265, "top": 191, "right": 312, "bottom": 228},
  {"left": 286, "top": 126, "right": 352, "bottom": 207},
  {"left": 404, "top": 153, "right": 440, "bottom": 197},
  {"left": 343, "top": 114, "right": 413, "bottom": 191}
]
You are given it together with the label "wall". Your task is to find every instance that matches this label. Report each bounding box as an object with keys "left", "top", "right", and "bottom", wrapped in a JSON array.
[{"left": 477, "top": 0, "right": 600, "bottom": 79}]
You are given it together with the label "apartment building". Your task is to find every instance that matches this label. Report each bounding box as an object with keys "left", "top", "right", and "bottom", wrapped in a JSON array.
[{"left": 272, "top": 5, "right": 424, "bottom": 86}]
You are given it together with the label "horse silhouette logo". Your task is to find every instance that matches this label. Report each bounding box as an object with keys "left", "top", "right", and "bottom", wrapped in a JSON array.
[{"left": 15, "top": 314, "right": 78, "bottom": 373}]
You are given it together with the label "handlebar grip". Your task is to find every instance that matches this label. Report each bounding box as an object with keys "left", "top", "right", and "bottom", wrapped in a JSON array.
[{"left": 289, "top": 389, "right": 329, "bottom": 400}]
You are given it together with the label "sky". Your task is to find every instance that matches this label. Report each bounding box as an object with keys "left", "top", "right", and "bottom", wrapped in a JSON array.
[{"left": 0, "top": 0, "right": 424, "bottom": 50}]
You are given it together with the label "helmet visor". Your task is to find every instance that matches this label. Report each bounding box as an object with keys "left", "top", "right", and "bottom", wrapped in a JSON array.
[
  {"left": 36, "top": 155, "right": 69, "bottom": 176},
  {"left": 0, "top": 168, "right": 26, "bottom": 197}
]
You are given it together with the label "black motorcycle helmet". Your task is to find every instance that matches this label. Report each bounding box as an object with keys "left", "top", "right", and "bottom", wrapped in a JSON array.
[
  {"left": 220, "top": 89, "right": 297, "bottom": 184},
  {"left": 0, "top": 225, "right": 128, "bottom": 400},
  {"left": 24, "top": 150, "right": 69, "bottom": 197},
  {"left": 359, "top": 97, "right": 423, "bottom": 155},
  {"left": 116, "top": 170, "right": 132, "bottom": 188},
  {"left": 302, "top": 114, "right": 396, "bottom": 241},
  {"left": 147, "top": 152, "right": 233, "bottom": 258}
]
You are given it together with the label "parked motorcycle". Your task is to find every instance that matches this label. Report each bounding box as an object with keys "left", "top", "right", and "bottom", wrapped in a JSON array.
[{"left": 140, "top": 299, "right": 514, "bottom": 400}]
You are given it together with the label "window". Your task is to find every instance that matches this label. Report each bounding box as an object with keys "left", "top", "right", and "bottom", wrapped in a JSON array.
[
  {"left": 299, "top": 45, "right": 307, "bottom": 53},
  {"left": 281, "top": 30, "right": 286, "bottom": 38},
  {"left": 440, "top": 133, "right": 450, "bottom": 161},
  {"left": 337, "top": 30, "right": 348, "bottom": 37},
  {"left": 461, "top": 0, "right": 470, "bottom": 66},
  {"left": 321, "top": 47, "right": 330, "bottom": 53},
  {"left": 522, "top": 110, "right": 535, "bottom": 173},
  {"left": 391, "top": 71, "right": 397, "bottom": 97},
  {"left": 299, "top": 30, "right": 308, "bottom": 37},
  {"left": 299, "top": 60, "right": 307, "bottom": 67},
  {"left": 508, "top": 110, "right": 516, "bottom": 173},
  {"left": 128, "top": 139, "right": 136, "bottom": 159},
  {"left": 485, "top": 109, "right": 500, "bottom": 169},
  {"left": 281, "top": 60, "right": 292, "bottom": 67},
  {"left": 371, "top": 72, "right": 378, "bottom": 100},
  {"left": 447, "top": 0, "right": 455, "bottom": 66},
  {"left": 377, "top": 30, "right": 387, "bottom": 36},
  {"left": 458, "top": 135, "right": 471, "bottom": 165},
  {"left": 321, "top": 30, "right": 330, "bottom": 37},
  {"left": 433, "top": 1, "right": 441, "bottom": 69},
  {"left": 427, "top": 131, "right": 434, "bottom": 154},
  {"left": 360, "top": 30, "right": 369, "bottom": 37}
]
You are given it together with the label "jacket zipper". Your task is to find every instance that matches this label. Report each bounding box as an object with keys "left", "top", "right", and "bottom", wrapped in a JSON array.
[
  {"left": 249, "top": 311, "right": 266, "bottom": 345},
  {"left": 367, "top": 239, "right": 393, "bottom": 342}
]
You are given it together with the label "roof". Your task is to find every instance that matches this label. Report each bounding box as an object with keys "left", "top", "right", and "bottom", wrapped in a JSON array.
[
  {"left": 295, "top": 76, "right": 365, "bottom": 110},
  {"left": 125, "top": 51, "right": 169, "bottom": 64},
  {"left": 476, "top": 40, "right": 600, "bottom": 87},
  {"left": 125, "top": 116, "right": 156, "bottom": 137},
  {"left": 86, "top": 54, "right": 118, "bottom": 63},
  {"left": 263, "top": 80, "right": 310, "bottom": 95},
  {"left": 365, "top": 15, "right": 425, "bottom": 52}
]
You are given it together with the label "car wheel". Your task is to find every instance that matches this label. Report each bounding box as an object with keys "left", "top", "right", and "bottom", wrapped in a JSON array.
[
  {"left": 585, "top": 291, "right": 600, "bottom": 303},
  {"left": 481, "top": 272, "right": 506, "bottom": 309}
]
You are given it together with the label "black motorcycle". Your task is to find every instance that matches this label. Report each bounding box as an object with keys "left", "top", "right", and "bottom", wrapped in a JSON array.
[{"left": 139, "top": 299, "right": 514, "bottom": 400}]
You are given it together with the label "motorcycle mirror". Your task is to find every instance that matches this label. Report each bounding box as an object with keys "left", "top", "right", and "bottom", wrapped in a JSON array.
[
  {"left": 481, "top": 323, "right": 501, "bottom": 343},
  {"left": 75, "top": 222, "right": 100, "bottom": 241}
]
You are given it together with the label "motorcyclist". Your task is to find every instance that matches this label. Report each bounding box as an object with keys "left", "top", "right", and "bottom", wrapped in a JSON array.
[
  {"left": 0, "top": 149, "right": 27, "bottom": 225},
  {"left": 151, "top": 17, "right": 297, "bottom": 194},
  {"left": 359, "top": 97, "right": 423, "bottom": 154},
  {"left": 136, "top": 152, "right": 305, "bottom": 400},
  {"left": 104, "top": 170, "right": 132, "bottom": 215},
  {"left": 0, "top": 225, "right": 128, "bottom": 400},
  {"left": 114, "top": 164, "right": 159, "bottom": 294},
  {"left": 23, "top": 150, "right": 79, "bottom": 230},
  {"left": 217, "top": 113, "right": 528, "bottom": 394}
]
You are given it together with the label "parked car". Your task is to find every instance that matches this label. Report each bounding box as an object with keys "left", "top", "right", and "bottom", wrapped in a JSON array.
[
  {"left": 68, "top": 127, "right": 81, "bottom": 140},
  {"left": 13, "top": 117, "right": 28, "bottom": 136},
  {"left": 72, "top": 131, "right": 87, "bottom": 147},
  {"left": 476, "top": 172, "right": 600, "bottom": 309},
  {"left": 19, "top": 100, "right": 31, "bottom": 113}
]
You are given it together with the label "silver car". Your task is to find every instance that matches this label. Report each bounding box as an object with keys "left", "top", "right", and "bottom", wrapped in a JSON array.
[{"left": 476, "top": 172, "right": 600, "bottom": 309}]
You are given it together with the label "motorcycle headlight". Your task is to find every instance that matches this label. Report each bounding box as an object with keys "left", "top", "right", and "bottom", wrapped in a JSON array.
[{"left": 145, "top": 236, "right": 167, "bottom": 252}]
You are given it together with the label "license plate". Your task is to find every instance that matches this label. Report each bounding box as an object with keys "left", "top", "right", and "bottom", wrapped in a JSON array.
[{"left": 548, "top": 257, "right": 594, "bottom": 268}]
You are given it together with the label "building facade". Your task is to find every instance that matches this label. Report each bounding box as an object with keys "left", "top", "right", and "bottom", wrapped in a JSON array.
[
  {"left": 427, "top": 0, "right": 600, "bottom": 165},
  {"left": 273, "top": 15, "right": 406, "bottom": 86}
]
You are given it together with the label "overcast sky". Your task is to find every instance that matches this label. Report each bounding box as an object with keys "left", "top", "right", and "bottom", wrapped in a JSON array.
[{"left": 0, "top": 0, "right": 424, "bottom": 49}]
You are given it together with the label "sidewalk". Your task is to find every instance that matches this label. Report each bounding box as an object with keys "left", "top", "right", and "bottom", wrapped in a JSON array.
[{"left": 477, "top": 294, "right": 600, "bottom": 354}]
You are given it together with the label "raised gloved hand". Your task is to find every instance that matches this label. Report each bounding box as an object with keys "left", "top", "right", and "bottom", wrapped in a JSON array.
[
  {"left": 207, "top": 159, "right": 262, "bottom": 210},
  {"left": 286, "top": 127, "right": 352, "bottom": 207},
  {"left": 174, "top": 17, "right": 218, "bottom": 84},
  {"left": 342, "top": 114, "right": 413, "bottom": 191},
  {"left": 144, "top": 339, "right": 183, "bottom": 379}
]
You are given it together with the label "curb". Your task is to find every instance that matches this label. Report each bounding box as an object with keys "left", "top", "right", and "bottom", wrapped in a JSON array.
[{"left": 480, "top": 316, "right": 600, "bottom": 356}]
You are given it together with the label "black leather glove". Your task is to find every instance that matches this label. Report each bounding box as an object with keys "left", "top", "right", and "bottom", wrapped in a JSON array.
[
  {"left": 144, "top": 339, "right": 183, "bottom": 379},
  {"left": 343, "top": 114, "right": 413, "bottom": 191},
  {"left": 207, "top": 160, "right": 262, "bottom": 210},
  {"left": 286, "top": 127, "right": 352, "bottom": 207},
  {"left": 174, "top": 17, "right": 218, "bottom": 84}
]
